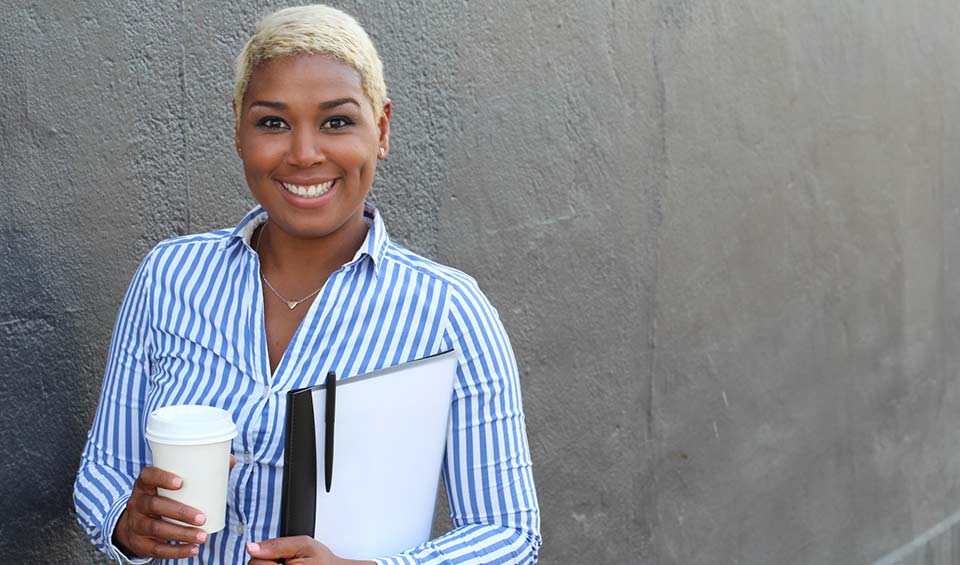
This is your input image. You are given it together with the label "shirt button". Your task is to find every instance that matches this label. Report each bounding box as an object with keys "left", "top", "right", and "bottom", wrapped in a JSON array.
[
  {"left": 244, "top": 451, "right": 252, "bottom": 465},
  {"left": 236, "top": 523, "right": 245, "bottom": 536},
  {"left": 261, "top": 386, "right": 270, "bottom": 398}
]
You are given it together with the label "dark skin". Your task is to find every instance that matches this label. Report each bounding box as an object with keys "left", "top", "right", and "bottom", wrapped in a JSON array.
[
  {"left": 246, "top": 536, "right": 362, "bottom": 565},
  {"left": 113, "top": 457, "right": 235, "bottom": 559},
  {"left": 114, "top": 54, "right": 388, "bottom": 564},
  {"left": 238, "top": 53, "right": 386, "bottom": 565},
  {"left": 254, "top": 220, "right": 363, "bottom": 376},
  {"left": 237, "top": 54, "right": 390, "bottom": 377}
]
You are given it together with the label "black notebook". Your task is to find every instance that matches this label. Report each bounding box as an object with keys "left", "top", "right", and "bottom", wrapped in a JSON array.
[{"left": 280, "top": 350, "right": 458, "bottom": 559}]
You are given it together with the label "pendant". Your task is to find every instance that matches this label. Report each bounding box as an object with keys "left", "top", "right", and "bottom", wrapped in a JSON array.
[{"left": 287, "top": 300, "right": 298, "bottom": 310}]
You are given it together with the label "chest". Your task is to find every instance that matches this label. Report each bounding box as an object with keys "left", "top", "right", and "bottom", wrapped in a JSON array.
[
  {"left": 142, "top": 256, "right": 451, "bottom": 409},
  {"left": 261, "top": 285, "right": 314, "bottom": 375}
]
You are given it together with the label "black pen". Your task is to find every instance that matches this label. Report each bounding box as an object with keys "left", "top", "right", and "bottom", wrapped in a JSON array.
[{"left": 324, "top": 370, "right": 336, "bottom": 493}]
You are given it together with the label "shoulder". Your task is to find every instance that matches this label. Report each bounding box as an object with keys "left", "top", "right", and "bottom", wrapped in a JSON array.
[
  {"left": 146, "top": 228, "right": 233, "bottom": 259},
  {"left": 135, "top": 228, "right": 236, "bottom": 279},
  {"left": 151, "top": 228, "right": 233, "bottom": 253},
  {"left": 381, "top": 242, "right": 505, "bottom": 335},
  {"left": 382, "top": 241, "right": 488, "bottom": 303}
]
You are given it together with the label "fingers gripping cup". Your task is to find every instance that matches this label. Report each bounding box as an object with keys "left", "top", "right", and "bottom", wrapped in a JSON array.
[{"left": 145, "top": 405, "right": 238, "bottom": 533}]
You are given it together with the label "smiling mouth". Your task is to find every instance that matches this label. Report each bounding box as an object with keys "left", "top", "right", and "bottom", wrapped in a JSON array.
[{"left": 280, "top": 180, "right": 335, "bottom": 198}]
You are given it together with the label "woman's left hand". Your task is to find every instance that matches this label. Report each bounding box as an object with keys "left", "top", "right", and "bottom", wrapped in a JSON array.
[{"left": 246, "top": 537, "right": 375, "bottom": 565}]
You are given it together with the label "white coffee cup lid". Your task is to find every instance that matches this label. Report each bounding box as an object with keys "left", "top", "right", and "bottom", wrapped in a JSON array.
[{"left": 145, "top": 405, "right": 238, "bottom": 446}]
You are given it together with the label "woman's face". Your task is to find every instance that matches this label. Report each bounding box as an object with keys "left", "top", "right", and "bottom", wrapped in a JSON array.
[{"left": 236, "top": 54, "right": 390, "bottom": 241}]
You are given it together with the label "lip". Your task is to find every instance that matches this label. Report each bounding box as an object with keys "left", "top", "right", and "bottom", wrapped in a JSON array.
[
  {"left": 274, "top": 177, "right": 340, "bottom": 209},
  {"left": 277, "top": 177, "right": 338, "bottom": 186}
]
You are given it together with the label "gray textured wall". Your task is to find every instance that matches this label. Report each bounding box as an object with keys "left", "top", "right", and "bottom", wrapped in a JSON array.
[{"left": 3, "top": 1, "right": 960, "bottom": 564}]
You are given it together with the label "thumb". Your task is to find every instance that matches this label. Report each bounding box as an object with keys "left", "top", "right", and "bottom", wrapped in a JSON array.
[{"left": 247, "top": 536, "right": 318, "bottom": 559}]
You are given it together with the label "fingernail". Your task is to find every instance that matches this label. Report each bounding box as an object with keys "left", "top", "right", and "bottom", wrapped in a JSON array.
[
  {"left": 172, "top": 478, "right": 183, "bottom": 488},
  {"left": 247, "top": 542, "right": 260, "bottom": 553},
  {"left": 191, "top": 545, "right": 199, "bottom": 555},
  {"left": 195, "top": 513, "right": 206, "bottom": 525},
  {"left": 197, "top": 531, "right": 207, "bottom": 543}
]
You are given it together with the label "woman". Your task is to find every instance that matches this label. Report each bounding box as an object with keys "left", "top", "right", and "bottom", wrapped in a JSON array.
[{"left": 73, "top": 5, "right": 541, "bottom": 565}]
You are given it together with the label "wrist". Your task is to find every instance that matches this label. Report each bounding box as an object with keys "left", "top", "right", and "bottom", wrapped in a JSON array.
[{"left": 111, "top": 511, "right": 137, "bottom": 558}]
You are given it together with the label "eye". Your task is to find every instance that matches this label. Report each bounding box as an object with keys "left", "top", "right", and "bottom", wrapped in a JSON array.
[
  {"left": 256, "top": 116, "right": 289, "bottom": 130},
  {"left": 321, "top": 116, "right": 353, "bottom": 130}
]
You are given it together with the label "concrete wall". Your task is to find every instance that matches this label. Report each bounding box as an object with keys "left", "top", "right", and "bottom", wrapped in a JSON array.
[{"left": 2, "top": 1, "right": 960, "bottom": 563}]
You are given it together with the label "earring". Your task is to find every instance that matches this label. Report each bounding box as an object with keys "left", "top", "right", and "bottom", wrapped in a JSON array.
[{"left": 378, "top": 147, "right": 385, "bottom": 159}]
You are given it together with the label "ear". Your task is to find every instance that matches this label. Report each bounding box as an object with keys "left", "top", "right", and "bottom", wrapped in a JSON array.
[
  {"left": 233, "top": 101, "right": 242, "bottom": 158},
  {"left": 377, "top": 99, "right": 392, "bottom": 158}
]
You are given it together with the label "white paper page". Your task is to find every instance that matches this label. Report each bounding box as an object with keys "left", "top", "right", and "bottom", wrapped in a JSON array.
[{"left": 310, "top": 350, "right": 458, "bottom": 559}]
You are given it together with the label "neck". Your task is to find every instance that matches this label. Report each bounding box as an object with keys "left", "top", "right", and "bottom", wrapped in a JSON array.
[{"left": 256, "top": 212, "right": 369, "bottom": 292}]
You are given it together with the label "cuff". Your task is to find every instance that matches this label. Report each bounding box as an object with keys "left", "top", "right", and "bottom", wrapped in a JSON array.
[
  {"left": 374, "top": 555, "right": 419, "bottom": 565},
  {"left": 103, "top": 495, "right": 153, "bottom": 564}
]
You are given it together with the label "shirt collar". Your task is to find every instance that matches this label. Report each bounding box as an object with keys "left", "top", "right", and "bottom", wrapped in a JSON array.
[
  {"left": 352, "top": 203, "right": 389, "bottom": 277},
  {"left": 219, "top": 202, "right": 389, "bottom": 277}
]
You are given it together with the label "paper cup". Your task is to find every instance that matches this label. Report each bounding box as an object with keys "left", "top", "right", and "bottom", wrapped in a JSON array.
[{"left": 145, "top": 405, "right": 238, "bottom": 533}]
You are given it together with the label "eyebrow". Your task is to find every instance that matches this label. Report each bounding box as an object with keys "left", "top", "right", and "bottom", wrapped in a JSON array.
[
  {"left": 248, "top": 98, "right": 362, "bottom": 111},
  {"left": 319, "top": 97, "right": 361, "bottom": 110}
]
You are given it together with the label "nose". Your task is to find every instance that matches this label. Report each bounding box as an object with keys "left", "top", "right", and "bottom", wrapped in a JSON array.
[{"left": 287, "top": 128, "right": 325, "bottom": 167}]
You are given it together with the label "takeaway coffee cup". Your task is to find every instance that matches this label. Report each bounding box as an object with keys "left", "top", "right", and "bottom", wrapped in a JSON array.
[{"left": 145, "top": 405, "right": 238, "bottom": 533}]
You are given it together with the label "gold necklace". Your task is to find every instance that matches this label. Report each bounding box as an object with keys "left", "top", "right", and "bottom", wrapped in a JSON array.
[{"left": 255, "top": 222, "right": 324, "bottom": 310}]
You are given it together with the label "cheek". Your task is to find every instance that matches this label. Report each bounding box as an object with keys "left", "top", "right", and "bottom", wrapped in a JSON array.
[
  {"left": 332, "top": 141, "right": 376, "bottom": 176},
  {"left": 354, "top": 153, "right": 379, "bottom": 186},
  {"left": 242, "top": 139, "right": 286, "bottom": 175}
]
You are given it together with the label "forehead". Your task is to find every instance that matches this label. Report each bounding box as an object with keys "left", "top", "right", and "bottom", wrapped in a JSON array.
[{"left": 244, "top": 54, "right": 368, "bottom": 109}]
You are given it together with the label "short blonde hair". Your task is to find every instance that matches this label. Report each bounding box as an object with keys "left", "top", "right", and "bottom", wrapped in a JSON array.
[{"left": 233, "top": 5, "right": 386, "bottom": 120}]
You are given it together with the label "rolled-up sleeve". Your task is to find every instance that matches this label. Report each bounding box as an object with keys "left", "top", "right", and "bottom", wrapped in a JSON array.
[
  {"left": 73, "top": 250, "right": 156, "bottom": 563},
  {"left": 377, "top": 277, "right": 541, "bottom": 564}
]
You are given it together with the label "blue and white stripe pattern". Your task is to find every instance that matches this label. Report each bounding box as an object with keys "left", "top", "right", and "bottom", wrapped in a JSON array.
[{"left": 74, "top": 204, "right": 541, "bottom": 564}]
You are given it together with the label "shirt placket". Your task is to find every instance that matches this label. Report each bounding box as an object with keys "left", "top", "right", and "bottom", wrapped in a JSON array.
[{"left": 233, "top": 243, "right": 270, "bottom": 546}]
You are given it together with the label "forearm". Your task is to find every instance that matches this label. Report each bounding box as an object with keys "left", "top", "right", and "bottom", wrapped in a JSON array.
[
  {"left": 375, "top": 523, "right": 541, "bottom": 565},
  {"left": 75, "top": 250, "right": 156, "bottom": 562},
  {"left": 404, "top": 282, "right": 541, "bottom": 565},
  {"left": 74, "top": 456, "right": 142, "bottom": 562}
]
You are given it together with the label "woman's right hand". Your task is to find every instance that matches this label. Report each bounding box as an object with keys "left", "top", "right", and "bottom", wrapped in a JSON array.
[{"left": 112, "top": 466, "right": 208, "bottom": 559}]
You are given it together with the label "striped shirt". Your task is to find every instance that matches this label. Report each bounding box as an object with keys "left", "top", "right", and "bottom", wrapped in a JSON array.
[{"left": 74, "top": 204, "right": 541, "bottom": 564}]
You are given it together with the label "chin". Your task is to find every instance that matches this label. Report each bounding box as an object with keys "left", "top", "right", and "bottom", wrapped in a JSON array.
[{"left": 269, "top": 209, "right": 364, "bottom": 241}]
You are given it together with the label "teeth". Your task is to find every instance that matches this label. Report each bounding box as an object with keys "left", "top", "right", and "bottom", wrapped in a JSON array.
[{"left": 281, "top": 180, "right": 334, "bottom": 198}]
